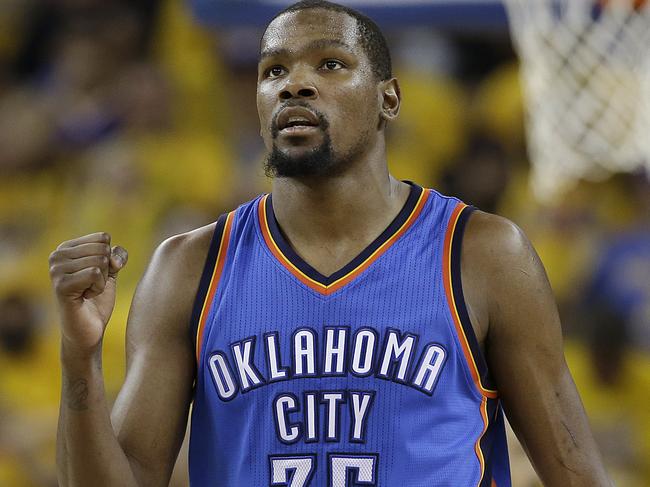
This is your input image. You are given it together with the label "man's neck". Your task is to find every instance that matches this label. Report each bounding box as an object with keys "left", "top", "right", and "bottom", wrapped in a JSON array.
[{"left": 270, "top": 155, "right": 411, "bottom": 276}]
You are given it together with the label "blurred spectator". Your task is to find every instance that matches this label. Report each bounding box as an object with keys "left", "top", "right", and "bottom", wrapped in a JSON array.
[
  {"left": 440, "top": 131, "right": 511, "bottom": 213},
  {"left": 387, "top": 69, "right": 468, "bottom": 185},
  {"left": 0, "top": 291, "right": 58, "bottom": 487},
  {"left": 40, "top": 9, "right": 139, "bottom": 151},
  {"left": 582, "top": 173, "right": 650, "bottom": 351},
  {"left": 472, "top": 62, "right": 525, "bottom": 157},
  {"left": 11, "top": 0, "right": 160, "bottom": 81},
  {"left": 0, "top": 89, "right": 54, "bottom": 174},
  {"left": 0, "top": 293, "right": 39, "bottom": 357},
  {"left": 0, "top": 0, "right": 30, "bottom": 92},
  {"left": 564, "top": 327, "right": 650, "bottom": 486},
  {"left": 559, "top": 172, "right": 650, "bottom": 485}
]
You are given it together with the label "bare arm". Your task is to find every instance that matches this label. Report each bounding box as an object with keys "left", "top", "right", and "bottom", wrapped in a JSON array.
[
  {"left": 50, "top": 226, "right": 212, "bottom": 486},
  {"left": 461, "top": 211, "right": 611, "bottom": 486}
]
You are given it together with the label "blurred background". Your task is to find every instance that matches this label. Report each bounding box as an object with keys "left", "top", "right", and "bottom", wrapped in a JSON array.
[{"left": 0, "top": 0, "right": 648, "bottom": 485}]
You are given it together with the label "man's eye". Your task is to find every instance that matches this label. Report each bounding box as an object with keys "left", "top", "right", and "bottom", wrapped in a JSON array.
[
  {"left": 321, "top": 60, "right": 344, "bottom": 71},
  {"left": 266, "top": 66, "right": 285, "bottom": 78}
]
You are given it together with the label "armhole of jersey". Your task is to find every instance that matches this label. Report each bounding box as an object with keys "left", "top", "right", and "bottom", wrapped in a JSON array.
[
  {"left": 444, "top": 203, "right": 498, "bottom": 398},
  {"left": 189, "top": 211, "right": 234, "bottom": 363}
]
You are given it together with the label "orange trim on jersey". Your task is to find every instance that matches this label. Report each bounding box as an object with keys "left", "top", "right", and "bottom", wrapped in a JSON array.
[
  {"left": 491, "top": 479, "right": 498, "bottom": 487},
  {"left": 195, "top": 211, "right": 235, "bottom": 362},
  {"left": 258, "top": 189, "right": 430, "bottom": 296},
  {"left": 442, "top": 202, "right": 498, "bottom": 399},
  {"left": 475, "top": 397, "right": 489, "bottom": 487}
]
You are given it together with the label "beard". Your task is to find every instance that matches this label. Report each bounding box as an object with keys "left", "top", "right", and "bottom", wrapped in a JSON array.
[
  {"left": 265, "top": 134, "right": 338, "bottom": 178},
  {"left": 264, "top": 103, "right": 366, "bottom": 179}
]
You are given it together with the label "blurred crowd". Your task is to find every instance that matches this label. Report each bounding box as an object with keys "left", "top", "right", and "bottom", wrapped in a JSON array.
[{"left": 0, "top": 1, "right": 648, "bottom": 486}]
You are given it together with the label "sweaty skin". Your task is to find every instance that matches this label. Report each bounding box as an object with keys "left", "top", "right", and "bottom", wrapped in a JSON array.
[
  {"left": 50, "top": 6, "right": 611, "bottom": 487},
  {"left": 52, "top": 229, "right": 211, "bottom": 486},
  {"left": 461, "top": 212, "right": 611, "bottom": 485}
]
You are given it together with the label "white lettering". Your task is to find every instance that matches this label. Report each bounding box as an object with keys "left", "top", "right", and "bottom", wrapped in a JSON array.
[
  {"left": 265, "top": 334, "right": 288, "bottom": 381},
  {"left": 412, "top": 344, "right": 446, "bottom": 394},
  {"left": 324, "top": 328, "right": 347, "bottom": 374},
  {"left": 350, "top": 392, "right": 374, "bottom": 441},
  {"left": 351, "top": 330, "right": 376, "bottom": 375},
  {"left": 305, "top": 393, "right": 318, "bottom": 442},
  {"left": 274, "top": 395, "right": 300, "bottom": 443},
  {"left": 232, "top": 339, "right": 263, "bottom": 390},
  {"left": 322, "top": 392, "right": 345, "bottom": 440},
  {"left": 208, "top": 353, "right": 237, "bottom": 400},
  {"left": 294, "top": 329, "right": 316, "bottom": 376},
  {"left": 379, "top": 331, "right": 415, "bottom": 381}
]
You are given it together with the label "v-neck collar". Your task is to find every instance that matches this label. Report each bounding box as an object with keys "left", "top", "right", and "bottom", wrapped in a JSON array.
[{"left": 257, "top": 182, "right": 430, "bottom": 296}]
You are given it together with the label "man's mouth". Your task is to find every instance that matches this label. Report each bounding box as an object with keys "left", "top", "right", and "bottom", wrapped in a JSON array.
[
  {"left": 281, "top": 124, "right": 319, "bottom": 135},
  {"left": 276, "top": 106, "right": 322, "bottom": 136}
]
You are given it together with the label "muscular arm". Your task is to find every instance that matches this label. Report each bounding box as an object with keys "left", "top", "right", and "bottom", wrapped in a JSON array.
[
  {"left": 54, "top": 225, "right": 213, "bottom": 486},
  {"left": 461, "top": 211, "right": 610, "bottom": 486}
]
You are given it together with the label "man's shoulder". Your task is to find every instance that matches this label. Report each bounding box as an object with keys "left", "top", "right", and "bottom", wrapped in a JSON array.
[
  {"left": 130, "top": 222, "right": 221, "bottom": 335},
  {"left": 462, "top": 209, "right": 536, "bottom": 276},
  {"left": 153, "top": 222, "right": 218, "bottom": 280}
]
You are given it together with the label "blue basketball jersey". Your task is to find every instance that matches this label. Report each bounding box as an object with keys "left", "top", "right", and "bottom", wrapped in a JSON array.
[{"left": 188, "top": 183, "right": 511, "bottom": 486}]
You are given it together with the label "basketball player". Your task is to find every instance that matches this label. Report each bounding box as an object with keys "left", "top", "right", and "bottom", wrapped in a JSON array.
[{"left": 49, "top": 1, "right": 612, "bottom": 485}]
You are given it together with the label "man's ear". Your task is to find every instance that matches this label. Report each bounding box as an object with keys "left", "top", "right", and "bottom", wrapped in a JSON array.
[{"left": 379, "top": 78, "right": 401, "bottom": 123}]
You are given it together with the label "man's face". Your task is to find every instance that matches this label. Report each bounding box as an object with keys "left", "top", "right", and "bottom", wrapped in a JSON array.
[{"left": 257, "top": 9, "right": 380, "bottom": 178}]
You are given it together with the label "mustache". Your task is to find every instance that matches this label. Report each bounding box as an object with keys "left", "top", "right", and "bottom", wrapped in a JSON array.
[{"left": 270, "top": 101, "right": 329, "bottom": 138}]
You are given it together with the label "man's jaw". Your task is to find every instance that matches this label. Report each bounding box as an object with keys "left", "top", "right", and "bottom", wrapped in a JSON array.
[{"left": 265, "top": 136, "right": 336, "bottom": 179}]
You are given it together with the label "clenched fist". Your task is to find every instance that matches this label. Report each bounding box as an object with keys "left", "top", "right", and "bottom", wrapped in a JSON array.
[{"left": 49, "top": 232, "right": 128, "bottom": 354}]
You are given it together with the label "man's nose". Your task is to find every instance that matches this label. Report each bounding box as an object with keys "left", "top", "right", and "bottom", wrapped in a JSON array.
[{"left": 279, "top": 72, "right": 318, "bottom": 100}]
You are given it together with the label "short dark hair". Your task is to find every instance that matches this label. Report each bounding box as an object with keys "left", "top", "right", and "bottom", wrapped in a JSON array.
[{"left": 267, "top": 0, "right": 392, "bottom": 81}]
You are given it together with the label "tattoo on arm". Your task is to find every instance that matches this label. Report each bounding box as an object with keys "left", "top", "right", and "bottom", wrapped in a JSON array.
[{"left": 66, "top": 379, "right": 90, "bottom": 411}]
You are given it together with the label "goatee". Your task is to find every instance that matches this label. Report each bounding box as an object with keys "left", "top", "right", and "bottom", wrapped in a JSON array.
[
  {"left": 265, "top": 133, "right": 348, "bottom": 178},
  {"left": 266, "top": 102, "right": 354, "bottom": 178}
]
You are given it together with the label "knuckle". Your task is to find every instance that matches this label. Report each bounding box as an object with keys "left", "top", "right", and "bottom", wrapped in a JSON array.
[
  {"left": 101, "top": 232, "right": 111, "bottom": 243},
  {"left": 53, "top": 274, "right": 66, "bottom": 290}
]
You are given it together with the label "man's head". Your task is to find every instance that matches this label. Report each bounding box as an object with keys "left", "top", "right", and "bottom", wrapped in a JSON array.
[{"left": 257, "top": 0, "right": 400, "bottom": 179}]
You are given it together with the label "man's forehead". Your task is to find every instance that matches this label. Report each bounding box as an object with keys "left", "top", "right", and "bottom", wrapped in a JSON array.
[{"left": 261, "top": 9, "right": 359, "bottom": 56}]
